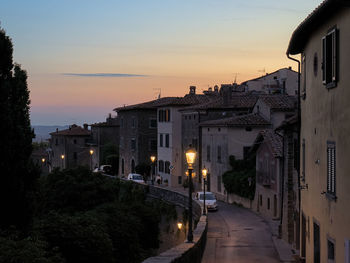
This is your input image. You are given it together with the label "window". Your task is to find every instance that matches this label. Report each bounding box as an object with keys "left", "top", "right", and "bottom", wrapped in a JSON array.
[
  {"left": 314, "top": 222, "right": 320, "bottom": 263},
  {"left": 159, "top": 160, "right": 164, "bottom": 172},
  {"left": 245, "top": 126, "right": 252, "bottom": 132},
  {"left": 159, "top": 109, "right": 171, "bottom": 122},
  {"left": 120, "top": 136, "right": 124, "bottom": 149},
  {"left": 327, "top": 239, "right": 335, "bottom": 263},
  {"left": 217, "top": 146, "right": 222, "bottom": 163},
  {"left": 302, "top": 53, "right": 306, "bottom": 99},
  {"left": 294, "top": 139, "right": 299, "bottom": 169},
  {"left": 55, "top": 138, "right": 58, "bottom": 145},
  {"left": 121, "top": 159, "right": 125, "bottom": 174},
  {"left": 260, "top": 195, "right": 263, "bottom": 206},
  {"left": 131, "top": 117, "right": 136, "bottom": 128},
  {"left": 322, "top": 28, "right": 338, "bottom": 88},
  {"left": 178, "top": 176, "right": 182, "bottom": 185},
  {"left": 192, "top": 138, "right": 198, "bottom": 150},
  {"left": 302, "top": 139, "right": 306, "bottom": 181},
  {"left": 149, "top": 118, "right": 157, "bottom": 128},
  {"left": 73, "top": 139, "right": 77, "bottom": 144},
  {"left": 165, "top": 134, "right": 169, "bottom": 148},
  {"left": 267, "top": 198, "right": 270, "bottom": 210},
  {"left": 149, "top": 139, "right": 157, "bottom": 151},
  {"left": 120, "top": 118, "right": 124, "bottom": 128},
  {"left": 73, "top": 152, "right": 77, "bottom": 160},
  {"left": 160, "top": 134, "right": 163, "bottom": 147},
  {"left": 131, "top": 138, "right": 136, "bottom": 151},
  {"left": 206, "top": 145, "right": 211, "bottom": 162},
  {"left": 165, "top": 161, "right": 170, "bottom": 174},
  {"left": 327, "top": 141, "right": 336, "bottom": 197}
]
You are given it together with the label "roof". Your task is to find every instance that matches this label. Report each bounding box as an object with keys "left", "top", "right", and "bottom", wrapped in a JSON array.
[
  {"left": 258, "top": 95, "right": 297, "bottom": 111},
  {"left": 252, "top": 130, "right": 283, "bottom": 158},
  {"left": 200, "top": 113, "right": 270, "bottom": 127},
  {"left": 114, "top": 94, "right": 213, "bottom": 112},
  {"left": 180, "top": 93, "right": 258, "bottom": 111},
  {"left": 50, "top": 124, "right": 91, "bottom": 136},
  {"left": 287, "top": 0, "right": 350, "bottom": 55},
  {"left": 240, "top": 68, "right": 298, "bottom": 85},
  {"left": 276, "top": 114, "right": 298, "bottom": 130}
]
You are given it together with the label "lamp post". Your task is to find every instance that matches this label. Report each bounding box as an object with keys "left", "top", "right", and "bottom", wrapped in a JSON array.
[
  {"left": 61, "top": 154, "right": 65, "bottom": 169},
  {"left": 150, "top": 155, "right": 156, "bottom": 185},
  {"left": 202, "top": 167, "right": 208, "bottom": 215},
  {"left": 185, "top": 147, "right": 196, "bottom": 243},
  {"left": 89, "top": 149, "right": 94, "bottom": 170}
]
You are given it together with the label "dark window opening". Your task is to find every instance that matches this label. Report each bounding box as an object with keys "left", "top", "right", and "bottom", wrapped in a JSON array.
[{"left": 322, "top": 28, "right": 338, "bottom": 88}]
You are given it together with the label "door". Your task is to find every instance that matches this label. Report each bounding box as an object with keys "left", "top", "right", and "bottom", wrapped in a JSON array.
[
  {"left": 301, "top": 214, "right": 306, "bottom": 259},
  {"left": 313, "top": 222, "right": 320, "bottom": 263}
]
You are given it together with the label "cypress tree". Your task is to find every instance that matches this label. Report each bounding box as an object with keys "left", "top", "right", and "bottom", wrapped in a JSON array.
[{"left": 0, "top": 26, "right": 38, "bottom": 231}]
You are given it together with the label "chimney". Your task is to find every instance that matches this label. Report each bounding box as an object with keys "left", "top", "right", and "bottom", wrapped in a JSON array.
[
  {"left": 214, "top": 85, "right": 219, "bottom": 93},
  {"left": 83, "top": 123, "right": 88, "bottom": 130},
  {"left": 56, "top": 128, "right": 58, "bottom": 133},
  {"left": 220, "top": 84, "right": 233, "bottom": 105},
  {"left": 189, "top": 86, "right": 196, "bottom": 95}
]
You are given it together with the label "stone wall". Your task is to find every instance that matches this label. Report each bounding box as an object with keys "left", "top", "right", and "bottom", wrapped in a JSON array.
[{"left": 143, "top": 185, "right": 207, "bottom": 263}]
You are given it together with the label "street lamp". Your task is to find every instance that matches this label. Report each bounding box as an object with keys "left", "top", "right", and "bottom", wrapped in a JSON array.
[
  {"left": 150, "top": 155, "right": 156, "bottom": 185},
  {"left": 177, "top": 222, "right": 183, "bottom": 231},
  {"left": 61, "top": 154, "right": 65, "bottom": 169},
  {"left": 185, "top": 147, "right": 196, "bottom": 243},
  {"left": 202, "top": 167, "right": 208, "bottom": 215},
  {"left": 89, "top": 149, "right": 94, "bottom": 170}
]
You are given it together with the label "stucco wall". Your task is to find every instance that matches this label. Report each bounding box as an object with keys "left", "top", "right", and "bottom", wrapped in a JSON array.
[{"left": 300, "top": 7, "right": 350, "bottom": 263}]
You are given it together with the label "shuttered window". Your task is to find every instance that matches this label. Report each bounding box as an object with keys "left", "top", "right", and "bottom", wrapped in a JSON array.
[
  {"left": 302, "top": 139, "right": 306, "bottom": 181},
  {"left": 322, "top": 28, "right": 338, "bottom": 88},
  {"left": 327, "top": 142, "right": 336, "bottom": 196}
]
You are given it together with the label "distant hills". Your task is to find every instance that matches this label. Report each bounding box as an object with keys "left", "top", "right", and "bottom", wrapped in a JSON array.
[{"left": 32, "top": 125, "right": 69, "bottom": 142}]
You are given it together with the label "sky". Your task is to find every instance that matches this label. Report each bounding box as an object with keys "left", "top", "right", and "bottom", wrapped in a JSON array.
[{"left": 0, "top": 0, "right": 322, "bottom": 125}]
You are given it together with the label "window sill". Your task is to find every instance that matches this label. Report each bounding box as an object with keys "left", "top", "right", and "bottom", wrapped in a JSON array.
[
  {"left": 325, "top": 82, "right": 337, "bottom": 89},
  {"left": 325, "top": 192, "right": 337, "bottom": 201}
]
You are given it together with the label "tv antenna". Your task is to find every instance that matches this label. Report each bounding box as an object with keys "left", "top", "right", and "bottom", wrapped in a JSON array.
[{"left": 153, "top": 88, "right": 161, "bottom": 99}]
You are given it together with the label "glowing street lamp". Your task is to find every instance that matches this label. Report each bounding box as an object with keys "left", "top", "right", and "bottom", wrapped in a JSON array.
[
  {"left": 202, "top": 167, "right": 208, "bottom": 215},
  {"left": 89, "top": 149, "right": 94, "bottom": 170},
  {"left": 150, "top": 155, "right": 156, "bottom": 185},
  {"left": 61, "top": 154, "right": 65, "bottom": 169},
  {"left": 177, "top": 222, "right": 183, "bottom": 231},
  {"left": 185, "top": 147, "right": 196, "bottom": 243}
]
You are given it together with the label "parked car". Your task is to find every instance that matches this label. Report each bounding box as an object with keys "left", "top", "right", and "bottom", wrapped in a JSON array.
[
  {"left": 127, "top": 173, "right": 145, "bottom": 184},
  {"left": 93, "top": 165, "right": 112, "bottom": 174},
  {"left": 195, "top": 191, "right": 218, "bottom": 211}
]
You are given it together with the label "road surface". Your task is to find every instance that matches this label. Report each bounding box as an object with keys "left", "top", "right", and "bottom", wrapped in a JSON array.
[{"left": 202, "top": 201, "right": 280, "bottom": 263}]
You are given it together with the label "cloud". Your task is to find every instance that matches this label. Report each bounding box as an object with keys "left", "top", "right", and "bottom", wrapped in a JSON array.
[{"left": 62, "top": 73, "right": 149, "bottom": 77}]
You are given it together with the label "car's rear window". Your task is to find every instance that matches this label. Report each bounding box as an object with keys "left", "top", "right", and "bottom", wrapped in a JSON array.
[
  {"left": 199, "top": 194, "right": 215, "bottom": 200},
  {"left": 133, "top": 175, "right": 143, "bottom": 180}
]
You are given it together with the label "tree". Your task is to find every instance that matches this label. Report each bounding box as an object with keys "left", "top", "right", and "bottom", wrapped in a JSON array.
[{"left": 0, "top": 26, "right": 38, "bottom": 231}]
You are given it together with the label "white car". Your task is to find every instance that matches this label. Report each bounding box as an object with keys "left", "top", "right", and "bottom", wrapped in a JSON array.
[
  {"left": 195, "top": 191, "right": 218, "bottom": 211},
  {"left": 127, "top": 173, "right": 145, "bottom": 184},
  {"left": 93, "top": 165, "right": 112, "bottom": 174}
]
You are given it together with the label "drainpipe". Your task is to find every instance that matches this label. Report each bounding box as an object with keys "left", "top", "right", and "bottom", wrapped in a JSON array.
[{"left": 286, "top": 53, "right": 301, "bottom": 242}]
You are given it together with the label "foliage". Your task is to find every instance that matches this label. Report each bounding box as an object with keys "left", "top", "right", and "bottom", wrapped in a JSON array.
[
  {"left": 0, "top": 27, "right": 39, "bottom": 231},
  {"left": 32, "top": 141, "right": 49, "bottom": 150},
  {"left": 135, "top": 162, "right": 151, "bottom": 177},
  {"left": 222, "top": 155, "right": 256, "bottom": 200},
  {"left": 0, "top": 229, "right": 64, "bottom": 263},
  {"left": 102, "top": 143, "right": 119, "bottom": 174}
]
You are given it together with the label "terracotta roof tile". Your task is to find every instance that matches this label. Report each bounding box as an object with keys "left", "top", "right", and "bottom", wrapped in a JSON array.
[
  {"left": 200, "top": 113, "right": 270, "bottom": 127},
  {"left": 256, "top": 130, "right": 283, "bottom": 158},
  {"left": 258, "top": 95, "right": 297, "bottom": 111},
  {"left": 50, "top": 125, "right": 91, "bottom": 136}
]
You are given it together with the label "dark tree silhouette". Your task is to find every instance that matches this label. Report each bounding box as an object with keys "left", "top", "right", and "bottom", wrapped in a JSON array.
[{"left": 0, "top": 26, "right": 38, "bottom": 231}]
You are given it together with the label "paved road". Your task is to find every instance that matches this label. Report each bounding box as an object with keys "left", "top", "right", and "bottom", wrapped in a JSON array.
[{"left": 202, "top": 201, "right": 280, "bottom": 263}]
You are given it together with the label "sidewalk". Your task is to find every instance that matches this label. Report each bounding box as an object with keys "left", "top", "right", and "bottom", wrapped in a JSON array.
[{"left": 261, "top": 216, "right": 298, "bottom": 263}]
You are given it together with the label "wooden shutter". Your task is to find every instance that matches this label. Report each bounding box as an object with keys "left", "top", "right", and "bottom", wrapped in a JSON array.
[
  {"left": 327, "top": 142, "right": 336, "bottom": 195},
  {"left": 322, "top": 37, "right": 326, "bottom": 84}
]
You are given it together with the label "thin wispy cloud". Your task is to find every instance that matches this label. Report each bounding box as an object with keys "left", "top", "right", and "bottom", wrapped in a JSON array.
[{"left": 62, "top": 73, "right": 149, "bottom": 78}]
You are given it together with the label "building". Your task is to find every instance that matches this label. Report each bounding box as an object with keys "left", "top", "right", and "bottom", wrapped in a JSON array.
[
  {"left": 180, "top": 91, "right": 258, "bottom": 190},
  {"left": 252, "top": 94, "right": 297, "bottom": 128},
  {"left": 49, "top": 124, "right": 93, "bottom": 170},
  {"left": 91, "top": 114, "right": 120, "bottom": 170},
  {"left": 201, "top": 113, "right": 271, "bottom": 198},
  {"left": 240, "top": 67, "right": 299, "bottom": 95},
  {"left": 287, "top": 1, "right": 350, "bottom": 262},
  {"left": 251, "top": 130, "right": 283, "bottom": 221},
  {"left": 114, "top": 100, "right": 158, "bottom": 177},
  {"left": 277, "top": 115, "right": 300, "bottom": 252},
  {"left": 157, "top": 86, "right": 214, "bottom": 188}
]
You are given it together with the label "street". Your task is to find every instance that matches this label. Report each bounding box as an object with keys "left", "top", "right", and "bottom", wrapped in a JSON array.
[{"left": 202, "top": 201, "right": 280, "bottom": 263}]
